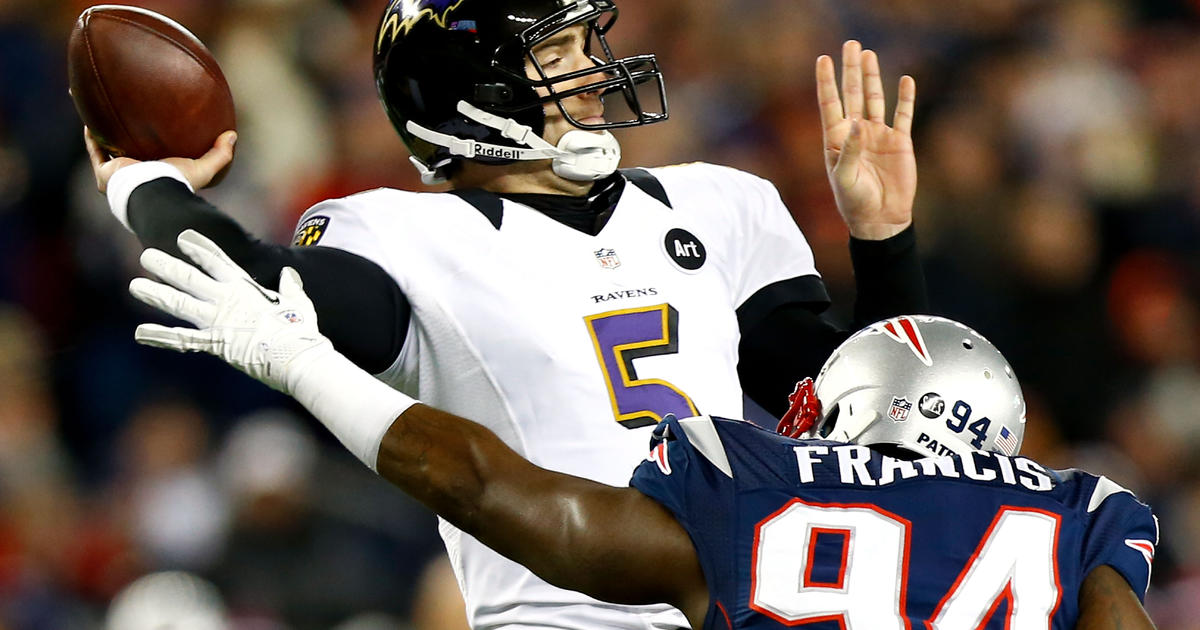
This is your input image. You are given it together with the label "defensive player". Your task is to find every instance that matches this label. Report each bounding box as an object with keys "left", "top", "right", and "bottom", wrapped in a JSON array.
[
  {"left": 129, "top": 233, "right": 1158, "bottom": 630},
  {"left": 87, "top": 1, "right": 924, "bottom": 627}
]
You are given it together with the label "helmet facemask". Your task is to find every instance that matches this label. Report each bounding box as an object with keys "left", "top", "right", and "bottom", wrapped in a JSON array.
[
  {"left": 493, "top": 0, "right": 667, "bottom": 131},
  {"left": 376, "top": 0, "right": 668, "bottom": 184}
]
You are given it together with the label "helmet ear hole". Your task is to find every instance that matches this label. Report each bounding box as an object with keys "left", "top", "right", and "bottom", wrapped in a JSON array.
[{"left": 819, "top": 404, "right": 841, "bottom": 438}]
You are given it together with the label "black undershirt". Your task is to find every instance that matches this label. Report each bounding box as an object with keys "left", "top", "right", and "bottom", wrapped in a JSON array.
[
  {"left": 126, "top": 176, "right": 927, "bottom": 416},
  {"left": 498, "top": 172, "right": 626, "bottom": 234}
]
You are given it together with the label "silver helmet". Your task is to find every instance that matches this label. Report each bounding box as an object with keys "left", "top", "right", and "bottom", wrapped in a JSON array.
[{"left": 808, "top": 315, "right": 1026, "bottom": 458}]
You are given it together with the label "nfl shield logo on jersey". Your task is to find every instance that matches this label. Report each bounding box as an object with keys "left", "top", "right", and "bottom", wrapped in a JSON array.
[
  {"left": 888, "top": 396, "right": 913, "bottom": 422},
  {"left": 595, "top": 248, "right": 621, "bottom": 270}
]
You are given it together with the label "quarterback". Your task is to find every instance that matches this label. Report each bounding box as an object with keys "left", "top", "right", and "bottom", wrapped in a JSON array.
[
  {"left": 88, "top": 0, "right": 925, "bottom": 628},
  {"left": 128, "top": 235, "right": 1158, "bottom": 630}
]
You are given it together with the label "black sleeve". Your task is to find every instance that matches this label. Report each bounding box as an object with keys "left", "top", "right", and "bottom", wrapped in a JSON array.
[
  {"left": 737, "top": 224, "right": 927, "bottom": 417},
  {"left": 127, "top": 178, "right": 410, "bottom": 374},
  {"left": 846, "top": 223, "right": 928, "bottom": 325}
]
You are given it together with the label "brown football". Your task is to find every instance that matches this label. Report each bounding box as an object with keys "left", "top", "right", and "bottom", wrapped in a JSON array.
[{"left": 68, "top": 4, "right": 236, "bottom": 161}]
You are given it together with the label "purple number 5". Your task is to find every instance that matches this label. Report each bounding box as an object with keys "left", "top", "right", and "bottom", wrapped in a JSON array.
[{"left": 584, "top": 304, "right": 699, "bottom": 428}]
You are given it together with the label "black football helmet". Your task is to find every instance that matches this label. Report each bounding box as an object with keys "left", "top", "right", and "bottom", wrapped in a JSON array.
[{"left": 373, "top": 0, "right": 668, "bottom": 183}]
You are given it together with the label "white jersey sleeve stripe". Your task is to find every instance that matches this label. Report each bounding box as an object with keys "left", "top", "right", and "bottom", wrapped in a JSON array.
[
  {"left": 678, "top": 415, "right": 733, "bottom": 478},
  {"left": 1087, "top": 475, "right": 1132, "bottom": 513}
]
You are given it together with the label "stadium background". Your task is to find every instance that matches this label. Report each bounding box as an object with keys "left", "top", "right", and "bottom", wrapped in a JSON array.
[{"left": 1, "top": 0, "right": 1199, "bottom": 627}]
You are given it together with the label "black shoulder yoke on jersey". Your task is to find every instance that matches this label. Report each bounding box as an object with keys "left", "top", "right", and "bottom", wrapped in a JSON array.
[{"left": 126, "top": 171, "right": 925, "bottom": 413}]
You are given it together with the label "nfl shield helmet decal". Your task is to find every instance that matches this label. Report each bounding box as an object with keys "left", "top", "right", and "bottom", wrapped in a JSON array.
[
  {"left": 888, "top": 396, "right": 913, "bottom": 422},
  {"left": 378, "top": 0, "right": 467, "bottom": 49}
]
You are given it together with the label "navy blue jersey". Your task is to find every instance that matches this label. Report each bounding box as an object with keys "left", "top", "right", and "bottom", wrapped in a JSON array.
[{"left": 630, "top": 416, "right": 1157, "bottom": 630}]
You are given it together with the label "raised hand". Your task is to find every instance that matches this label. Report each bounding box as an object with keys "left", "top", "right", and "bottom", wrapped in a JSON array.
[{"left": 817, "top": 40, "right": 917, "bottom": 240}]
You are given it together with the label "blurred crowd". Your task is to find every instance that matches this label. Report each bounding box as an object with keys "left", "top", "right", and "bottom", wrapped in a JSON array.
[{"left": 2, "top": 0, "right": 1200, "bottom": 627}]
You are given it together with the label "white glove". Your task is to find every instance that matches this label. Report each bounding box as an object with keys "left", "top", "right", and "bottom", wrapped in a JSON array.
[
  {"left": 130, "top": 229, "right": 333, "bottom": 395},
  {"left": 131, "top": 230, "right": 417, "bottom": 470}
]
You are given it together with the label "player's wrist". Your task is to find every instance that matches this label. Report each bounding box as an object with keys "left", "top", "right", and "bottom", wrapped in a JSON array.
[
  {"left": 107, "top": 161, "right": 194, "bottom": 231},
  {"left": 286, "top": 343, "right": 418, "bottom": 472},
  {"left": 846, "top": 219, "right": 912, "bottom": 241},
  {"left": 280, "top": 337, "right": 337, "bottom": 395}
]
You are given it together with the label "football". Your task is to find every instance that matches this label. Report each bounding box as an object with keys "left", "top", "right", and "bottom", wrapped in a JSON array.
[{"left": 67, "top": 4, "right": 236, "bottom": 161}]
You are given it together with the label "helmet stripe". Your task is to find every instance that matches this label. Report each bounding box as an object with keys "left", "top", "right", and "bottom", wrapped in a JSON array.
[{"left": 879, "top": 317, "right": 933, "bottom": 366}]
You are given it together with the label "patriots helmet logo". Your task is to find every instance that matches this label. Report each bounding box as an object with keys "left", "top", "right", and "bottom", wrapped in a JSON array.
[
  {"left": 377, "top": 0, "right": 468, "bottom": 51},
  {"left": 875, "top": 316, "right": 934, "bottom": 367}
]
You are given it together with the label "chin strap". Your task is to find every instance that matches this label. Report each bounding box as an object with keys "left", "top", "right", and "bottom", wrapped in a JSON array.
[{"left": 405, "top": 101, "right": 621, "bottom": 184}]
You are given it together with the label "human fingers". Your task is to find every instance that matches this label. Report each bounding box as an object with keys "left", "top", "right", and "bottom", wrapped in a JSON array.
[
  {"left": 831, "top": 120, "right": 863, "bottom": 189},
  {"left": 85, "top": 127, "right": 108, "bottom": 193},
  {"left": 195, "top": 130, "right": 237, "bottom": 176},
  {"left": 894, "top": 75, "right": 917, "bottom": 136},
  {"left": 840, "top": 40, "right": 863, "bottom": 121},
  {"left": 85, "top": 127, "right": 140, "bottom": 193},
  {"left": 85, "top": 127, "right": 117, "bottom": 193},
  {"left": 134, "top": 323, "right": 216, "bottom": 354},
  {"left": 164, "top": 130, "right": 236, "bottom": 189},
  {"left": 129, "top": 277, "right": 218, "bottom": 328},
  {"left": 84, "top": 127, "right": 105, "bottom": 171},
  {"left": 815, "top": 55, "right": 843, "bottom": 131},
  {"left": 863, "top": 50, "right": 886, "bottom": 124},
  {"left": 139, "top": 247, "right": 226, "bottom": 303}
]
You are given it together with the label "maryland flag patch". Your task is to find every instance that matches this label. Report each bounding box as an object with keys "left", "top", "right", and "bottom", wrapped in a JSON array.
[{"left": 293, "top": 216, "right": 329, "bottom": 247}]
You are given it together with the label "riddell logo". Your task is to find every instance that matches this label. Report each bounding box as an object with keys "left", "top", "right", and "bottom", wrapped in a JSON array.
[{"left": 476, "top": 144, "right": 518, "bottom": 159}]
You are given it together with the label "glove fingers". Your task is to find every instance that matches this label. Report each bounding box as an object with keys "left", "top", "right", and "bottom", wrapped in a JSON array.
[
  {"left": 279, "top": 267, "right": 303, "bottom": 292},
  {"left": 134, "top": 323, "right": 215, "bottom": 354},
  {"left": 278, "top": 267, "right": 307, "bottom": 300},
  {"left": 140, "top": 248, "right": 224, "bottom": 303},
  {"left": 278, "top": 267, "right": 320, "bottom": 322},
  {"left": 130, "top": 277, "right": 217, "bottom": 327},
  {"left": 178, "top": 229, "right": 251, "bottom": 283}
]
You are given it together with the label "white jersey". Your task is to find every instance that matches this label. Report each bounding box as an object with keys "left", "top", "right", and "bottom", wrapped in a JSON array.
[{"left": 294, "top": 163, "right": 821, "bottom": 630}]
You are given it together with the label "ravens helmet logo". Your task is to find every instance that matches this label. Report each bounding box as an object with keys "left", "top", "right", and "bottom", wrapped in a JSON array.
[{"left": 377, "top": 0, "right": 467, "bottom": 51}]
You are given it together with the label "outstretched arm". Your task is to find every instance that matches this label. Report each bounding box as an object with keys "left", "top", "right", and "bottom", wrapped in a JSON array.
[
  {"left": 128, "top": 231, "right": 709, "bottom": 626},
  {"left": 376, "top": 404, "right": 709, "bottom": 623},
  {"left": 1076, "top": 566, "right": 1156, "bottom": 630}
]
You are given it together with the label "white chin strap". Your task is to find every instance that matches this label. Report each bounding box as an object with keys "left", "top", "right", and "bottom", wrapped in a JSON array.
[{"left": 405, "top": 101, "right": 621, "bottom": 184}]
